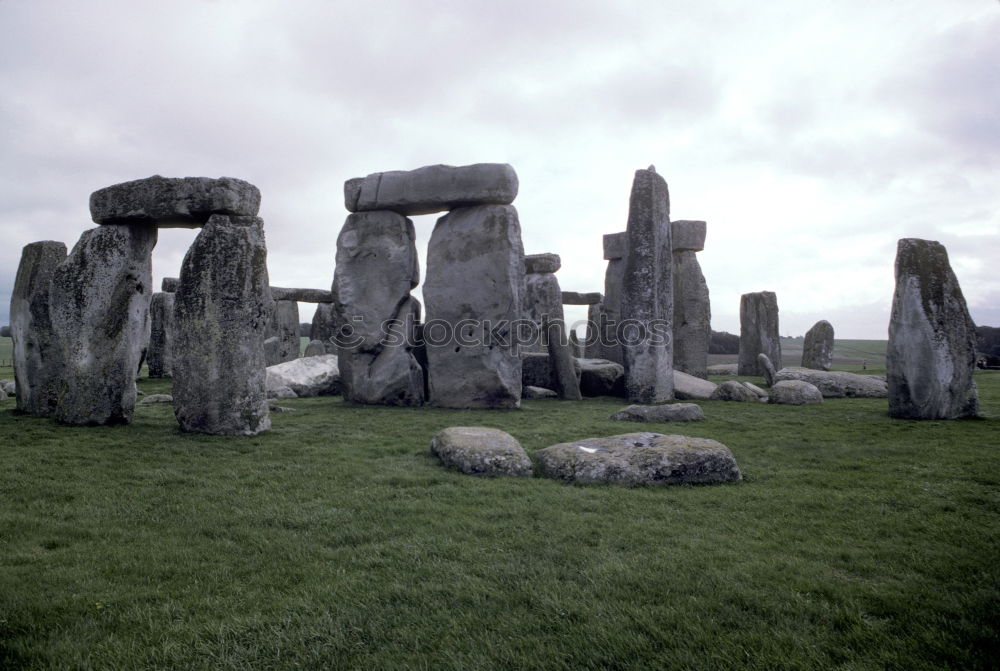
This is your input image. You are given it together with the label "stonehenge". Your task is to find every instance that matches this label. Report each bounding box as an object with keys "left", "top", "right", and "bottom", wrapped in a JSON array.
[
  {"left": 738, "top": 291, "right": 781, "bottom": 376},
  {"left": 887, "top": 238, "right": 979, "bottom": 419},
  {"left": 671, "top": 220, "right": 711, "bottom": 379}
]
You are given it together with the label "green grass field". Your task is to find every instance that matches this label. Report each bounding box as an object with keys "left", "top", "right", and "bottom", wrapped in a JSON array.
[{"left": 1, "top": 341, "right": 998, "bottom": 669}]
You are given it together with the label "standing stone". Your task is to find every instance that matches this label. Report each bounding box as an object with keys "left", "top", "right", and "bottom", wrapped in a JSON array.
[
  {"left": 10, "top": 241, "right": 67, "bottom": 416},
  {"left": 887, "top": 238, "right": 978, "bottom": 419},
  {"left": 49, "top": 225, "right": 157, "bottom": 425},
  {"left": 172, "top": 215, "right": 271, "bottom": 435},
  {"left": 620, "top": 167, "right": 673, "bottom": 403},
  {"left": 332, "top": 210, "right": 424, "bottom": 406},
  {"left": 586, "top": 232, "right": 628, "bottom": 363},
  {"left": 523, "top": 258, "right": 563, "bottom": 354},
  {"left": 738, "top": 291, "right": 781, "bottom": 376},
  {"left": 265, "top": 299, "right": 300, "bottom": 365},
  {"left": 671, "top": 220, "right": 710, "bottom": 379},
  {"left": 147, "top": 292, "right": 175, "bottom": 377},
  {"left": 802, "top": 320, "right": 834, "bottom": 371},
  {"left": 522, "top": 255, "right": 581, "bottom": 400},
  {"left": 424, "top": 204, "right": 525, "bottom": 408},
  {"left": 310, "top": 302, "right": 337, "bottom": 354}
]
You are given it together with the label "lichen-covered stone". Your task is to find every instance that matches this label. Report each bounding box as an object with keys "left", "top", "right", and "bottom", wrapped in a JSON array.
[
  {"left": 345, "top": 163, "right": 518, "bottom": 216},
  {"left": 431, "top": 427, "right": 532, "bottom": 477},
  {"left": 309, "top": 303, "right": 337, "bottom": 355},
  {"left": 265, "top": 300, "right": 300, "bottom": 366},
  {"left": 147, "top": 292, "right": 174, "bottom": 377},
  {"left": 10, "top": 241, "right": 67, "bottom": 416},
  {"left": 523, "top": 385, "right": 557, "bottom": 399},
  {"left": 710, "top": 380, "right": 759, "bottom": 402},
  {"left": 673, "top": 370, "right": 718, "bottom": 400},
  {"left": 672, "top": 249, "right": 710, "bottom": 379},
  {"left": 738, "top": 291, "right": 781, "bottom": 376},
  {"left": 802, "top": 320, "right": 835, "bottom": 371},
  {"left": 610, "top": 403, "right": 705, "bottom": 422},
  {"left": 535, "top": 432, "right": 740, "bottom": 486},
  {"left": 49, "top": 226, "right": 156, "bottom": 425},
  {"left": 90, "top": 175, "right": 260, "bottom": 227},
  {"left": 172, "top": 215, "right": 270, "bottom": 435},
  {"left": 265, "top": 354, "right": 341, "bottom": 398},
  {"left": 524, "top": 253, "right": 561, "bottom": 274},
  {"left": 768, "top": 380, "right": 823, "bottom": 405},
  {"left": 773, "top": 367, "right": 888, "bottom": 398},
  {"left": 887, "top": 239, "right": 979, "bottom": 419}
]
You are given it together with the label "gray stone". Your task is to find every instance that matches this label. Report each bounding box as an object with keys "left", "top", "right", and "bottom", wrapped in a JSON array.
[
  {"left": 621, "top": 167, "right": 673, "bottom": 403},
  {"left": 710, "top": 380, "right": 758, "bottom": 402},
  {"left": 431, "top": 427, "right": 533, "bottom": 477},
  {"left": 138, "top": 393, "right": 173, "bottom": 405},
  {"left": 523, "top": 385, "right": 557, "bottom": 399},
  {"left": 268, "top": 403, "right": 296, "bottom": 413},
  {"left": 161, "top": 277, "right": 179, "bottom": 292},
  {"left": 610, "top": 403, "right": 705, "bottom": 422},
  {"left": 672, "top": 249, "right": 710, "bottom": 379},
  {"left": 49, "top": 226, "right": 156, "bottom": 425},
  {"left": 172, "top": 215, "right": 270, "bottom": 435},
  {"left": 802, "top": 320, "right": 835, "bottom": 371},
  {"left": 333, "top": 210, "right": 424, "bottom": 406},
  {"left": 888, "top": 238, "right": 979, "bottom": 419},
  {"left": 773, "top": 367, "right": 888, "bottom": 398},
  {"left": 147, "top": 292, "right": 174, "bottom": 378},
  {"left": 345, "top": 163, "right": 518, "bottom": 216},
  {"left": 603, "top": 232, "right": 627, "bottom": 260},
  {"left": 546, "top": 316, "right": 583, "bottom": 401},
  {"left": 671, "top": 220, "right": 706, "bottom": 252},
  {"left": 265, "top": 300, "right": 300, "bottom": 366},
  {"left": 758, "top": 353, "right": 777, "bottom": 387},
  {"left": 524, "top": 253, "right": 561, "bottom": 274},
  {"left": 672, "top": 370, "right": 718, "bottom": 400},
  {"left": 10, "top": 240, "right": 67, "bottom": 416},
  {"left": 577, "top": 358, "right": 625, "bottom": 397},
  {"left": 535, "top": 432, "right": 741, "bottom": 486},
  {"left": 561, "top": 291, "right": 603, "bottom": 305},
  {"left": 738, "top": 291, "right": 781, "bottom": 376},
  {"left": 523, "top": 272, "right": 564, "bottom": 354},
  {"left": 309, "top": 303, "right": 337, "bottom": 355},
  {"left": 270, "top": 287, "right": 335, "bottom": 303},
  {"left": 265, "top": 354, "right": 341, "bottom": 398},
  {"left": 741, "top": 381, "right": 769, "bottom": 399},
  {"left": 0, "top": 380, "right": 15, "bottom": 396},
  {"left": 522, "top": 271, "right": 581, "bottom": 400},
  {"left": 90, "top": 175, "right": 260, "bottom": 227},
  {"left": 424, "top": 205, "right": 525, "bottom": 408},
  {"left": 768, "top": 380, "right": 823, "bottom": 405},
  {"left": 304, "top": 339, "right": 326, "bottom": 357}
]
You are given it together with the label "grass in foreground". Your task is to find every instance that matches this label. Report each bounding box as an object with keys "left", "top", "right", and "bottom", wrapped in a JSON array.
[{"left": 0, "top": 368, "right": 998, "bottom": 670}]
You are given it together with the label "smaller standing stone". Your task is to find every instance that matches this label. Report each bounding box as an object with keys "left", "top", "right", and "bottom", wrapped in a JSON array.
[
  {"left": 802, "top": 320, "right": 835, "bottom": 371},
  {"left": 430, "top": 427, "right": 533, "bottom": 477},
  {"left": 265, "top": 300, "right": 300, "bottom": 366},
  {"left": 147, "top": 292, "right": 175, "bottom": 378},
  {"left": 738, "top": 291, "right": 781, "bottom": 376},
  {"left": 524, "top": 253, "right": 561, "bottom": 274}
]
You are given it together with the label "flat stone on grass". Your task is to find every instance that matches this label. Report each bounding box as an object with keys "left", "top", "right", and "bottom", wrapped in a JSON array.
[
  {"left": 768, "top": 380, "right": 823, "bottom": 405},
  {"left": 610, "top": 404, "right": 705, "bottom": 422},
  {"left": 431, "top": 427, "right": 533, "bottom": 477}
]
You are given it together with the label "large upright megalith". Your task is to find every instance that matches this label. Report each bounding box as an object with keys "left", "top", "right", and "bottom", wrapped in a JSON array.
[
  {"left": 10, "top": 241, "right": 67, "bottom": 416},
  {"left": 802, "top": 320, "right": 834, "bottom": 371},
  {"left": 265, "top": 299, "right": 300, "bottom": 365},
  {"left": 424, "top": 204, "right": 525, "bottom": 408},
  {"left": 620, "top": 167, "right": 673, "bottom": 403},
  {"left": 310, "top": 303, "right": 337, "bottom": 354},
  {"left": 49, "top": 225, "right": 157, "bottom": 425},
  {"left": 147, "top": 291, "right": 175, "bottom": 377},
  {"left": 522, "top": 253, "right": 582, "bottom": 400},
  {"left": 332, "top": 210, "right": 424, "bottom": 405},
  {"left": 671, "top": 220, "right": 710, "bottom": 379},
  {"left": 887, "top": 238, "right": 978, "bottom": 419},
  {"left": 738, "top": 291, "right": 781, "bottom": 376},
  {"left": 172, "top": 215, "right": 271, "bottom": 435}
]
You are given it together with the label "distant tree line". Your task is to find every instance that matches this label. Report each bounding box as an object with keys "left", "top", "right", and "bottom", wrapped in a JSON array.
[
  {"left": 709, "top": 330, "right": 740, "bottom": 355},
  {"left": 977, "top": 325, "right": 1000, "bottom": 366}
]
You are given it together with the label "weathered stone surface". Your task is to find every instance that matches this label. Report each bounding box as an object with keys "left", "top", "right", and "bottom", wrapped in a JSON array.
[
  {"left": 888, "top": 238, "right": 979, "bottom": 419},
  {"left": 431, "top": 427, "right": 532, "bottom": 477},
  {"left": 672, "top": 250, "right": 710, "bottom": 379},
  {"left": 522, "top": 352, "right": 553, "bottom": 389},
  {"left": 524, "top": 253, "right": 561, "bottom": 274},
  {"left": 90, "top": 176, "right": 260, "bottom": 227},
  {"left": 147, "top": 292, "right": 174, "bottom": 378},
  {"left": 265, "top": 354, "right": 341, "bottom": 398},
  {"left": 621, "top": 167, "right": 673, "bottom": 403},
  {"left": 671, "top": 220, "right": 706, "bottom": 252},
  {"left": 708, "top": 363, "right": 738, "bottom": 376},
  {"left": 304, "top": 339, "right": 326, "bottom": 357},
  {"left": 0, "top": 380, "right": 15, "bottom": 396},
  {"left": 523, "top": 272, "right": 563, "bottom": 354},
  {"left": 738, "top": 291, "right": 781, "bottom": 376},
  {"left": 758, "top": 353, "right": 777, "bottom": 387},
  {"left": 49, "top": 226, "right": 156, "bottom": 425},
  {"left": 768, "top": 380, "right": 823, "bottom": 405},
  {"left": 547, "top": 317, "right": 583, "bottom": 401},
  {"left": 742, "top": 381, "right": 769, "bottom": 399},
  {"left": 265, "top": 300, "right": 300, "bottom": 366},
  {"left": 270, "top": 287, "right": 334, "bottom": 303},
  {"left": 424, "top": 205, "right": 525, "bottom": 408},
  {"left": 802, "top": 320, "right": 835, "bottom": 371},
  {"left": 610, "top": 403, "right": 705, "bottom": 423},
  {"left": 603, "top": 232, "right": 627, "bottom": 260},
  {"left": 333, "top": 210, "right": 424, "bottom": 406},
  {"left": 161, "top": 277, "right": 179, "bottom": 292},
  {"left": 773, "top": 367, "right": 888, "bottom": 398},
  {"left": 673, "top": 370, "right": 718, "bottom": 400},
  {"left": 596, "top": 255, "right": 628, "bottom": 363},
  {"left": 577, "top": 358, "right": 625, "bottom": 397},
  {"left": 309, "top": 303, "right": 337, "bottom": 354},
  {"left": 345, "top": 163, "right": 518, "bottom": 216},
  {"left": 138, "top": 393, "right": 173, "bottom": 405},
  {"left": 710, "top": 380, "right": 758, "bottom": 402},
  {"left": 172, "top": 215, "right": 270, "bottom": 435},
  {"left": 523, "top": 385, "right": 557, "bottom": 399},
  {"left": 535, "top": 432, "right": 741, "bottom": 486},
  {"left": 10, "top": 241, "right": 67, "bottom": 416},
  {"left": 561, "top": 291, "right": 603, "bottom": 305}
]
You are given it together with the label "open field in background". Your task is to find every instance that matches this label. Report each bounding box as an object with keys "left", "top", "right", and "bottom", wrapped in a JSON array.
[
  {"left": 707, "top": 338, "right": 889, "bottom": 375},
  {"left": 1, "top": 340, "right": 998, "bottom": 668}
]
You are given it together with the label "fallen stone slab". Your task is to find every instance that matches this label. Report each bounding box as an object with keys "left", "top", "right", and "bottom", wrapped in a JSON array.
[
  {"left": 138, "top": 393, "right": 173, "bottom": 405},
  {"left": 345, "top": 163, "right": 518, "bottom": 216},
  {"left": 561, "top": 291, "right": 603, "bottom": 305},
  {"left": 534, "top": 432, "right": 741, "bottom": 486},
  {"left": 768, "top": 380, "right": 823, "bottom": 405},
  {"left": 265, "top": 354, "right": 341, "bottom": 398},
  {"left": 603, "top": 232, "right": 627, "bottom": 261},
  {"left": 610, "top": 403, "right": 705, "bottom": 422},
  {"left": 431, "top": 427, "right": 533, "bottom": 477},
  {"left": 524, "top": 253, "right": 561, "bottom": 274},
  {"left": 577, "top": 358, "right": 625, "bottom": 397},
  {"left": 773, "top": 367, "right": 888, "bottom": 398},
  {"left": 303, "top": 340, "right": 326, "bottom": 357},
  {"left": 673, "top": 370, "right": 717, "bottom": 400},
  {"left": 90, "top": 175, "right": 260, "bottom": 227},
  {"left": 710, "top": 380, "right": 759, "bottom": 402}
]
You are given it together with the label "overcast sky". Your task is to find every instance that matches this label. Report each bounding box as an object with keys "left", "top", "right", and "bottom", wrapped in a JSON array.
[{"left": 2, "top": 0, "right": 997, "bottom": 339}]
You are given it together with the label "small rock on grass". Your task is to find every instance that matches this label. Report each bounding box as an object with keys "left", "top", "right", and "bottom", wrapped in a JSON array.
[
  {"left": 610, "top": 403, "right": 705, "bottom": 422},
  {"left": 138, "top": 393, "right": 173, "bottom": 405},
  {"left": 431, "top": 427, "right": 533, "bottom": 477}
]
